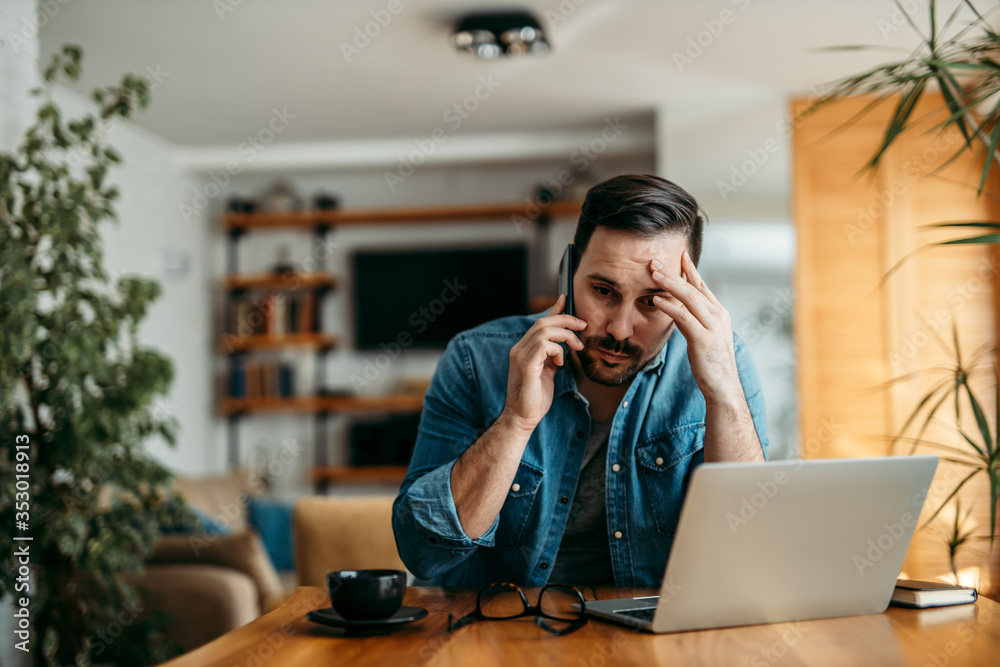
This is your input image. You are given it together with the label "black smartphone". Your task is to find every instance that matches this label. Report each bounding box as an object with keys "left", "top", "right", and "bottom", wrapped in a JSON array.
[{"left": 557, "top": 243, "right": 574, "bottom": 317}]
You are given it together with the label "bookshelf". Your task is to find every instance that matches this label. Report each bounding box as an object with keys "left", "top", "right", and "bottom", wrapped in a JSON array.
[{"left": 220, "top": 199, "right": 582, "bottom": 490}]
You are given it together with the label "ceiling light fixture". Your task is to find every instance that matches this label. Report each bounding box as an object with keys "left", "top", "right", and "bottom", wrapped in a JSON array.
[{"left": 450, "top": 10, "right": 550, "bottom": 59}]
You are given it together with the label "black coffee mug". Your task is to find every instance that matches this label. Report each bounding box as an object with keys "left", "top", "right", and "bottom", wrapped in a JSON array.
[{"left": 327, "top": 569, "right": 405, "bottom": 620}]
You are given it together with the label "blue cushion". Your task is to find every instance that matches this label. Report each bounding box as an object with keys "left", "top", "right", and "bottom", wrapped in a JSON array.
[
  {"left": 161, "top": 502, "right": 231, "bottom": 536},
  {"left": 247, "top": 495, "right": 295, "bottom": 572}
]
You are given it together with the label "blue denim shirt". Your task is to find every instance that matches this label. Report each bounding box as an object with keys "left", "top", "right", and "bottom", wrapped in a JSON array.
[{"left": 392, "top": 310, "right": 769, "bottom": 587}]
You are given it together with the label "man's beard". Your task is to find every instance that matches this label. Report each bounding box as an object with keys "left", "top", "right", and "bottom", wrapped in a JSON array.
[{"left": 575, "top": 334, "right": 651, "bottom": 387}]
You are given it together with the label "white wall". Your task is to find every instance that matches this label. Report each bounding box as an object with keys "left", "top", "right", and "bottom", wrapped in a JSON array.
[
  {"left": 2, "top": 0, "right": 209, "bottom": 476},
  {"left": 0, "top": 0, "right": 40, "bottom": 151},
  {"left": 657, "top": 96, "right": 799, "bottom": 460}
]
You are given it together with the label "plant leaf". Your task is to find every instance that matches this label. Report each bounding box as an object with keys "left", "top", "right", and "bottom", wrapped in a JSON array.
[{"left": 922, "top": 468, "right": 983, "bottom": 528}]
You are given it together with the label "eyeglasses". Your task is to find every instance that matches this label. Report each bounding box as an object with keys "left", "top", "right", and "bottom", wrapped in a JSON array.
[{"left": 447, "top": 583, "right": 589, "bottom": 636}]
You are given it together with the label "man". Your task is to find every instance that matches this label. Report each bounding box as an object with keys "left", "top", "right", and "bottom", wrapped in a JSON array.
[{"left": 392, "top": 174, "right": 768, "bottom": 587}]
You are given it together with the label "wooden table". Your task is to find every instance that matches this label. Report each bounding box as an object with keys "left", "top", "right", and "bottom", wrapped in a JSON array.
[{"left": 162, "top": 586, "right": 1000, "bottom": 666}]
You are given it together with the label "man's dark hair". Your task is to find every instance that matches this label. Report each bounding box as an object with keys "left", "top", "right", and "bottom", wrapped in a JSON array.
[{"left": 572, "top": 174, "right": 705, "bottom": 270}]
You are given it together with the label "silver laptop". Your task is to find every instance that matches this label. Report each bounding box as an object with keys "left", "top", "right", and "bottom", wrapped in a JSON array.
[{"left": 581, "top": 456, "right": 938, "bottom": 633}]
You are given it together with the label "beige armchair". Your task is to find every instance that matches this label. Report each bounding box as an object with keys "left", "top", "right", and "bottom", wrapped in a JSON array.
[{"left": 293, "top": 495, "right": 405, "bottom": 587}]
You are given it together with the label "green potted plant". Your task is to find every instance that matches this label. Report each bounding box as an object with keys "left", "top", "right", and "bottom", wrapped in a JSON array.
[
  {"left": 0, "top": 45, "right": 190, "bottom": 665},
  {"left": 808, "top": 0, "right": 1000, "bottom": 596}
]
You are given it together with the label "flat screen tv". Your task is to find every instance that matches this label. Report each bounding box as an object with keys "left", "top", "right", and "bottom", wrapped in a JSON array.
[{"left": 352, "top": 245, "right": 529, "bottom": 349}]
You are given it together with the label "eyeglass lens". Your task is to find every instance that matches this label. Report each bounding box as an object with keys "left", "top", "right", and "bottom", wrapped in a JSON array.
[
  {"left": 479, "top": 585, "right": 528, "bottom": 619},
  {"left": 478, "top": 584, "right": 583, "bottom": 621},
  {"left": 538, "top": 587, "right": 581, "bottom": 621}
]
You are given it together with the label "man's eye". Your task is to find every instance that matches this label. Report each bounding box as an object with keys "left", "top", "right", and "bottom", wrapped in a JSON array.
[
  {"left": 593, "top": 286, "right": 613, "bottom": 297},
  {"left": 641, "top": 298, "right": 658, "bottom": 308}
]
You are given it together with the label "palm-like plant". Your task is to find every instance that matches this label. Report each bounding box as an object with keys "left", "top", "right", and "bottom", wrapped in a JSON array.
[
  {"left": 942, "top": 500, "right": 983, "bottom": 582},
  {"left": 812, "top": 0, "right": 1000, "bottom": 589},
  {"left": 808, "top": 0, "right": 1000, "bottom": 249},
  {"left": 887, "top": 325, "right": 999, "bottom": 544}
]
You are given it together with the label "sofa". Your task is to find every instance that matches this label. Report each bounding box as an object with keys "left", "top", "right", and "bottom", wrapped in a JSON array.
[{"left": 135, "top": 469, "right": 296, "bottom": 654}]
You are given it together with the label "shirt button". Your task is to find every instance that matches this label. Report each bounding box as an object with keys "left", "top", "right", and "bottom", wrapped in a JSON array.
[
  {"left": 623, "top": 401, "right": 628, "bottom": 408},
  {"left": 511, "top": 483, "right": 521, "bottom": 492},
  {"left": 560, "top": 496, "right": 569, "bottom": 504},
  {"left": 574, "top": 394, "right": 581, "bottom": 401},
  {"left": 611, "top": 463, "right": 621, "bottom": 472},
  {"left": 576, "top": 430, "right": 585, "bottom": 439},
  {"left": 655, "top": 457, "right": 664, "bottom": 466},
  {"left": 540, "top": 562, "right": 549, "bottom": 570},
  {"left": 614, "top": 531, "right": 623, "bottom": 539}
]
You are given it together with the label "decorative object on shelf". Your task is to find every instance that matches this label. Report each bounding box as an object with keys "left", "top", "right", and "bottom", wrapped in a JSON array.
[
  {"left": 259, "top": 180, "right": 304, "bottom": 212},
  {"left": 273, "top": 244, "right": 294, "bottom": 274},
  {"left": 248, "top": 442, "right": 274, "bottom": 492},
  {"left": 534, "top": 182, "right": 558, "bottom": 205},
  {"left": 451, "top": 10, "right": 550, "bottom": 59},
  {"left": 226, "top": 195, "right": 257, "bottom": 214},
  {"left": 313, "top": 191, "right": 340, "bottom": 211}
]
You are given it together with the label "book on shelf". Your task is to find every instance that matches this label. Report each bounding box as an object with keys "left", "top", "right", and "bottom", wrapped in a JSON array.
[
  {"left": 890, "top": 579, "right": 977, "bottom": 609},
  {"left": 298, "top": 292, "right": 315, "bottom": 334},
  {"left": 230, "top": 360, "right": 296, "bottom": 399},
  {"left": 230, "top": 292, "right": 316, "bottom": 338},
  {"left": 272, "top": 292, "right": 287, "bottom": 337},
  {"left": 229, "top": 357, "right": 246, "bottom": 398}
]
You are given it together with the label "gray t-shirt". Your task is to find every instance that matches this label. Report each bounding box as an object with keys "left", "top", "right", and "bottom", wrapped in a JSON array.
[{"left": 546, "top": 416, "right": 615, "bottom": 586}]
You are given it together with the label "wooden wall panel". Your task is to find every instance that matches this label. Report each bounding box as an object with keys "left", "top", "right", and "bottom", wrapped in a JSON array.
[{"left": 792, "top": 94, "right": 998, "bottom": 587}]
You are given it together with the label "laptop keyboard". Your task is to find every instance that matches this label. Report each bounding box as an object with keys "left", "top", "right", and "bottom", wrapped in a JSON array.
[{"left": 613, "top": 607, "right": 657, "bottom": 623}]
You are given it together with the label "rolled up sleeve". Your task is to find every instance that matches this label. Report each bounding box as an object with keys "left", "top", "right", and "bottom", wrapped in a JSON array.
[
  {"left": 392, "top": 335, "right": 500, "bottom": 581},
  {"left": 734, "top": 333, "right": 770, "bottom": 461}
]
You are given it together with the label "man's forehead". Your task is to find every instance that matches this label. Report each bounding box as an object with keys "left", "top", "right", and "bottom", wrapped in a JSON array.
[{"left": 580, "top": 228, "right": 687, "bottom": 270}]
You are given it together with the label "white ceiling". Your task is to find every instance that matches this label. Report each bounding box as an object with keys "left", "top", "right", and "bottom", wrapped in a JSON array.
[{"left": 36, "top": 0, "right": 985, "bottom": 148}]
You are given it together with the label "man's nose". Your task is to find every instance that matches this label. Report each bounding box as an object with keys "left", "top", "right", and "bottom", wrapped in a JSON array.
[{"left": 606, "top": 305, "right": 635, "bottom": 341}]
